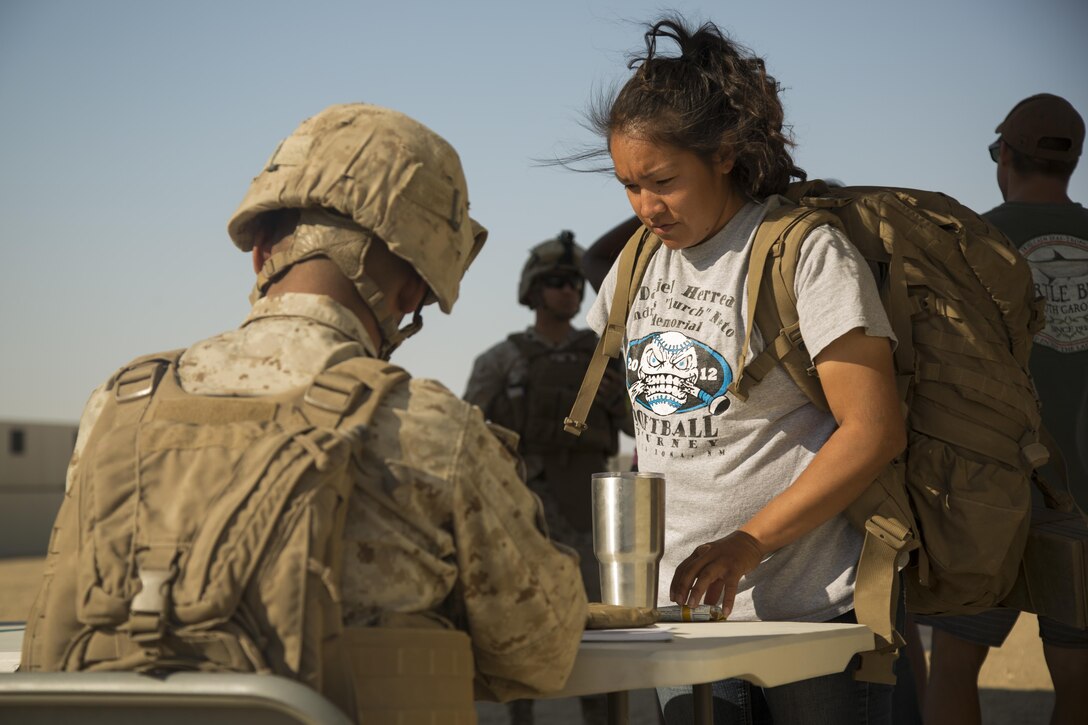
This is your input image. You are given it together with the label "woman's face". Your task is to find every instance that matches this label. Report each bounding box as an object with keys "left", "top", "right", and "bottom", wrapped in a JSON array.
[{"left": 611, "top": 131, "right": 742, "bottom": 250}]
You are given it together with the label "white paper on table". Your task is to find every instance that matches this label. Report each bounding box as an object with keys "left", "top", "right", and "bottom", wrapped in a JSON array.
[
  {"left": 580, "top": 624, "right": 674, "bottom": 642},
  {"left": 0, "top": 626, "right": 23, "bottom": 673}
]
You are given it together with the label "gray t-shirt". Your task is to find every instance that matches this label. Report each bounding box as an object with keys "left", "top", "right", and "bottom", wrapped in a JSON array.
[{"left": 587, "top": 198, "right": 894, "bottom": 622}]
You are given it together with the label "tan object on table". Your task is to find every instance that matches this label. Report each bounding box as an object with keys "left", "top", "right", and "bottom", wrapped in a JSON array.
[
  {"left": 656, "top": 605, "right": 725, "bottom": 622},
  {"left": 585, "top": 602, "right": 659, "bottom": 630}
]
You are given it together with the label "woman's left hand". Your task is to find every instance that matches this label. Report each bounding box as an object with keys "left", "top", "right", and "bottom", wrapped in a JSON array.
[{"left": 669, "top": 530, "right": 765, "bottom": 617}]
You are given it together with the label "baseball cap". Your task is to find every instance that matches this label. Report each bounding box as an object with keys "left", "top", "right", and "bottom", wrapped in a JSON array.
[{"left": 996, "top": 94, "right": 1084, "bottom": 162}]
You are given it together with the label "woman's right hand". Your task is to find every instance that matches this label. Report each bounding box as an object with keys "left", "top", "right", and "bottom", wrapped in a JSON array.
[{"left": 669, "top": 530, "right": 765, "bottom": 618}]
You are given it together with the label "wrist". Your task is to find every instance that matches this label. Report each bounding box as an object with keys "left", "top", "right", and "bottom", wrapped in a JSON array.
[{"left": 732, "top": 529, "right": 767, "bottom": 569}]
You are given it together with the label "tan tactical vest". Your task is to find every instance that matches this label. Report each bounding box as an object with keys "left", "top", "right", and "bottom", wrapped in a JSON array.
[
  {"left": 20, "top": 349, "right": 410, "bottom": 718},
  {"left": 490, "top": 330, "right": 620, "bottom": 457}
]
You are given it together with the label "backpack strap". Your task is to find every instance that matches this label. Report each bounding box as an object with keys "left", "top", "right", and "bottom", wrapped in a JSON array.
[
  {"left": 301, "top": 357, "right": 409, "bottom": 431},
  {"left": 564, "top": 227, "right": 660, "bottom": 436},
  {"left": 293, "top": 356, "right": 409, "bottom": 715},
  {"left": 728, "top": 202, "right": 838, "bottom": 408},
  {"left": 99, "top": 351, "right": 188, "bottom": 649},
  {"left": 266, "top": 356, "right": 410, "bottom": 513},
  {"left": 851, "top": 513, "right": 913, "bottom": 684},
  {"left": 108, "top": 350, "right": 185, "bottom": 409}
]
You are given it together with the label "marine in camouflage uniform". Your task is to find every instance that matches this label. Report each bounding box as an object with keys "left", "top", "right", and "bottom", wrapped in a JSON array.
[
  {"left": 53, "top": 104, "right": 588, "bottom": 702},
  {"left": 464, "top": 233, "right": 633, "bottom": 724}
]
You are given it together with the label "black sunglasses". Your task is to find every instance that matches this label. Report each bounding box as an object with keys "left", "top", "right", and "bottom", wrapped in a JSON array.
[
  {"left": 988, "top": 139, "right": 1002, "bottom": 163},
  {"left": 540, "top": 274, "right": 584, "bottom": 291}
]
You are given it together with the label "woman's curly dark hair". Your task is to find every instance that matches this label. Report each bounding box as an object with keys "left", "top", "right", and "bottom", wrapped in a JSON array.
[{"left": 586, "top": 16, "right": 805, "bottom": 198}]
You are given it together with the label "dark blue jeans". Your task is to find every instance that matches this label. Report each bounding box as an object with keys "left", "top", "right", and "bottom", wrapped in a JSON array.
[{"left": 657, "top": 605, "right": 902, "bottom": 725}]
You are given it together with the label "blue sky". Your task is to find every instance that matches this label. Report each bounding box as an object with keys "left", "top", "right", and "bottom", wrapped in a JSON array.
[{"left": 1, "top": 0, "right": 1086, "bottom": 427}]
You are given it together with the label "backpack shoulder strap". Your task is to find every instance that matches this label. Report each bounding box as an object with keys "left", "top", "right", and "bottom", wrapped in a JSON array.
[
  {"left": 288, "top": 354, "right": 411, "bottom": 712},
  {"left": 106, "top": 349, "right": 186, "bottom": 408},
  {"left": 301, "top": 357, "right": 411, "bottom": 431},
  {"left": 728, "top": 200, "right": 840, "bottom": 410},
  {"left": 564, "top": 226, "right": 660, "bottom": 436}
]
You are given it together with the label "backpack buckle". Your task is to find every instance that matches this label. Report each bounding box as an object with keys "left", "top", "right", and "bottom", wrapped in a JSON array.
[
  {"left": 563, "top": 416, "right": 589, "bottom": 435},
  {"left": 128, "top": 562, "right": 178, "bottom": 645},
  {"left": 114, "top": 362, "right": 166, "bottom": 403},
  {"left": 1019, "top": 432, "right": 1050, "bottom": 469},
  {"left": 131, "top": 568, "right": 173, "bottom": 616},
  {"left": 603, "top": 322, "right": 625, "bottom": 357},
  {"left": 864, "top": 515, "right": 914, "bottom": 549},
  {"left": 305, "top": 372, "right": 364, "bottom": 414},
  {"left": 784, "top": 326, "right": 805, "bottom": 349},
  {"left": 865, "top": 515, "right": 917, "bottom": 569}
]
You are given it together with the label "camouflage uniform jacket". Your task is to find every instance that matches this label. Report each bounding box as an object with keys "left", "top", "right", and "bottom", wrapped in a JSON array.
[{"left": 62, "top": 293, "right": 588, "bottom": 701}]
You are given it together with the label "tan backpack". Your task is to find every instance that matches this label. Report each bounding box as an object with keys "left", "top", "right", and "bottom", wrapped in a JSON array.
[
  {"left": 20, "top": 349, "right": 409, "bottom": 716},
  {"left": 566, "top": 180, "right": 1047, "bottom": 681}
]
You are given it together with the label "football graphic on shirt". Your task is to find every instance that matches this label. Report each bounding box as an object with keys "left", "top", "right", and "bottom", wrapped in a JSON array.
[{"left": 626, "top": 331, "right": 732, "bottom": 415}]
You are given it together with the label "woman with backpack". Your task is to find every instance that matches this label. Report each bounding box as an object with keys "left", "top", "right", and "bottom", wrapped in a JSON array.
[{"left": 581, "top": 16, "right": 906, "bottom": 724}]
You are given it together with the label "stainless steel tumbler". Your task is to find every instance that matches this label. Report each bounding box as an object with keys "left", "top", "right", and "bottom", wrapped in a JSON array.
[{"left": 591, "top": 471, "right": 665, "bottom": 608}]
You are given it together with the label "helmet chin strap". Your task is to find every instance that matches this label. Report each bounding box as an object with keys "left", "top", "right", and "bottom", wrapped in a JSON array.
[
  {"left": 250, "top": 212, "right": 426, "bottom": 360},
  {"left": 345, "top": 261, "right": 426, "bottom": 361},
  {"left": 375, "top": 306, "right": 423, "bottom": 360}
]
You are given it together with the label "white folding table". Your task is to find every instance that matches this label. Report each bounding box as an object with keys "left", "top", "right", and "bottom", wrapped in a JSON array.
[
  {"left": 545, "top": 620, "right": 876, "bottom": 725},
  {"left": 2, "top": 621, "right": 876, "bottom": 725}
]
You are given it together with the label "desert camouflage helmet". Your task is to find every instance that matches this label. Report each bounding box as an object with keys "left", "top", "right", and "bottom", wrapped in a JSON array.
[
  {"left": 228, "top": 103, "right": 487, "bottom": 316},
  {"left": 518, "top": 230, "right": 585, "bottom": 307}
]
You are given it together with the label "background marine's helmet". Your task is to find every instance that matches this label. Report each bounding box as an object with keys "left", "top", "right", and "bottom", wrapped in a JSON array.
[
  {"left": 518, "top": 230, "right": 585, "bottom": 308},
  {"left": 227, "top": 103, "right": 488, "bottom": 316}
]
